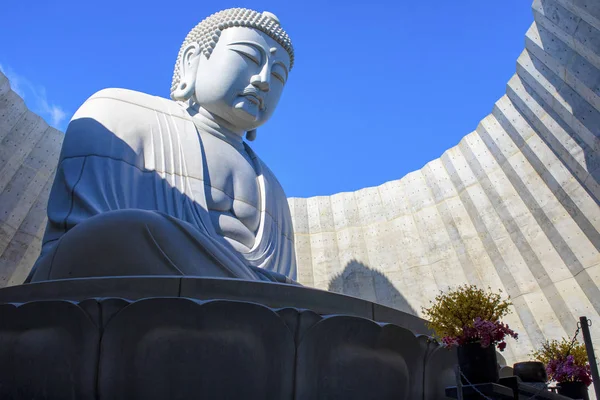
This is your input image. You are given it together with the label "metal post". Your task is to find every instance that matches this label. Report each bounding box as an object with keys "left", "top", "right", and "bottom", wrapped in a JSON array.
[{"left": 580, "top": 316, "right": 600, "bottom": 400}]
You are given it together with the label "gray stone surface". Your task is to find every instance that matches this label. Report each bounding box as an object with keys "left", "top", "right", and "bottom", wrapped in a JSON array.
[
  {"left": 100, "top": 299, "right": 296, "bottom": 399},
  {"left": 0, "top": 276, "right": 431, "bottom": 335},
  {"left": 0, "top": 71, "right": 63, "bottom": 287},
  {"left": 0, "top": 280, "right": 455, "bottom": 399},
  {"left": 0, "top": 301, "right": 99, "bottom": 399}
]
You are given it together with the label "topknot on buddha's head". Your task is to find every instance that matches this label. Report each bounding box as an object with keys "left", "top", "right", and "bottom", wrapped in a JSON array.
[{"left": 170, "top": 8, "right": 294, "bottom": 99}]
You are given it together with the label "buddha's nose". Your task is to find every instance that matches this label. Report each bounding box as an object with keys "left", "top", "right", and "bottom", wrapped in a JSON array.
[{"left": 250, "top": 74, "right": 270, "bottom": 92}]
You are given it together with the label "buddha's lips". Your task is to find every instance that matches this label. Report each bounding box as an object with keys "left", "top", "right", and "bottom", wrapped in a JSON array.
[{"left": 241, "top": 89, "right": 264, "bottom": 110}]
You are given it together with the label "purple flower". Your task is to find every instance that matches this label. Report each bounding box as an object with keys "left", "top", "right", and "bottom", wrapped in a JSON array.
[
  {"left": 442, "top": 317, "right": 518, "bottom": 351},
  {"left": 546, "top": 355, "right": 592, "bottom": 386}
]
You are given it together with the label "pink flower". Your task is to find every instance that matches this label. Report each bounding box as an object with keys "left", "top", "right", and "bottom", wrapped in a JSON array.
[{"left": 441, "top": 317, "right": 518, "bottom": 351}]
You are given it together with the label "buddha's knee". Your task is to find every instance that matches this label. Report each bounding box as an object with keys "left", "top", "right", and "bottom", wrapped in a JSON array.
[
  {"left": 31, "top": 209, "right": 186, "bottom": 281},
  {"left": 80, "top": 209, "right": 169, "bottom": 232}
]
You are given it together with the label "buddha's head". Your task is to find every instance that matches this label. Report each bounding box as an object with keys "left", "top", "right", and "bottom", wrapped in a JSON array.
[{"left": 171, "top": 8, "right": 294, "bottom": 139}]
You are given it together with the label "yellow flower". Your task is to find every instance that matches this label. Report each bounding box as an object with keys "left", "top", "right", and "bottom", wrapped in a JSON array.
[
  {"left": 421, "top": 285, "right": 513, "bottom": 340},
  {"left": 531, "top": 338, "right": 588, "bottom": 367}
]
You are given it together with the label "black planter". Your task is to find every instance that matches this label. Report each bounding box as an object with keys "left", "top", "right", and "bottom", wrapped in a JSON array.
[
  {"left": 457, "top": 342, "right": 499, "bottom": 384},
  {"left": 557, "top": 381, "right": 589, "bottom": 400},
  {"left": 513, "top": 361, "right": 547, "bottom": 383}
]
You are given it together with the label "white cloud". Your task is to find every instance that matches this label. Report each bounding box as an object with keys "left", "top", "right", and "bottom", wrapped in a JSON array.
[{"left": 0, "top": 63, "right": 68, "bottom": 130}]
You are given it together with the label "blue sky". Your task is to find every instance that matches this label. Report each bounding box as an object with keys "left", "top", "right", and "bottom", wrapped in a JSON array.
[{"left": 0, "top": 0, "right": 532, "bottom": 198}]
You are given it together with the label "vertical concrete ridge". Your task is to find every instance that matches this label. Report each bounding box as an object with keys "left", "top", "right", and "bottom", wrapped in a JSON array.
[
  {"left": 288, "top": 198, "right": 314, "bottom": 287},
  {"left": 504, "top": 76, "right": 600, "bottom": 246},
  {"left": 551, "top": 0, "right": 600, "bottom": 32},
  {"left": 0, "top": 128, "right": 62, "bottom": 232},
  {"left": 463, "top": 127, "right": 576, "bottom": 339},
  {"left": 0, "top": 90, "right": 28, "bottom": 143},
  {"left": 421, "top": 159, "right": 483, "bottom": 288},
  {"left": 525, "top": 19, "right": 600, "bottom": 115},
  {"left": 511, "top": 58, "right": 600, "bottom": 202},
  {"left": 533, "top": 0, "right": 600, "bottom": 73},
  {"left": 0, "top": 118, "right": 50, "bottom": 194},
  {"left": 0, "top": 70, "right": 64, "bottom": 286},
  {"left": 0, "top": 164, "right": 58, "bottom": 286},
  {"left": 441, "top": 138, "right": 543, "bottom": 351},
  {"left": 439, "top": 147, "right": 531, "bottom": 361},
  {"left": 479, "top": 113, "right": 595, "bottom": 337}
]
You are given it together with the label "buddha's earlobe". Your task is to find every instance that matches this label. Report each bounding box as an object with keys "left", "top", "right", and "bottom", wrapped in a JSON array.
[
  {"left": 246, "top": 129, "right": 257, "bottom": 141},
  {"left": 173, "top": 44, "right": 201, "bottom": 102},
  {"left": 172, "top": 79, "right": 195, "bottom": 102}
]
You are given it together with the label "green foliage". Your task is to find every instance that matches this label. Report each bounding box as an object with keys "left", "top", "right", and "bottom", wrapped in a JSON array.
[
  {"left": 531, "top": 338, "right": 588, "bottom": 367},
  {"left": 421, "top": 284, "right": 513, "bottom": 340}
]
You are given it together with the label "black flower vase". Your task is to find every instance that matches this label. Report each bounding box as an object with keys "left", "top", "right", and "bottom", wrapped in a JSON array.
[
  {"left": 457, "top": 342, "right": 499, "bottom": 384},
  {"left": 557, "top": 381, "right": 589, "bottom": 400},
  {"left": 513, "top": 361, "right": 547, "bottom": 382}
]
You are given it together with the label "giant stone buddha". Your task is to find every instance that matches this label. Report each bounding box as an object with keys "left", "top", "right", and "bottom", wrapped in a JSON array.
[{"left": 26, "top": 8, "right": 297, "bottom": 284}]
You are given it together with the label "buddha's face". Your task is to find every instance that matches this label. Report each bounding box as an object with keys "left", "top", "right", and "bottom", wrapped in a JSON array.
[{"left": 190, "top": 27, "right": 290, "bottom": 132}]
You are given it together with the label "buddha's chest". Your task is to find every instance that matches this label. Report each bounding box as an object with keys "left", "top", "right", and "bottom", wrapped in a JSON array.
[
  {"left": 203, "top": 149, "right": 260, "bottom": 210},
  {"left": 199, "top": 133, "right": 261, "bottom": 246}
]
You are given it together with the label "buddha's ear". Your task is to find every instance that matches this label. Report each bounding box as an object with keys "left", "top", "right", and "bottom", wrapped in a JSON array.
[{"left": 173, "top": 43, "right": 201, "bottom": 101}]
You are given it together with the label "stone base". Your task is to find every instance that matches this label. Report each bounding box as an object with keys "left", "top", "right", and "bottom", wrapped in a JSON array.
[{"left": 0, "top": 277, "right": 458, "bottom": 399}]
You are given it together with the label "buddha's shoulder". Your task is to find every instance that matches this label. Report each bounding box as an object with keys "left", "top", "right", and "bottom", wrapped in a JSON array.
[
  {"left": 62, "top": 89, "right": 195, "bottom": 160},
  {"left": 74, "top": 88, "right": 190, "bottom": 125}
]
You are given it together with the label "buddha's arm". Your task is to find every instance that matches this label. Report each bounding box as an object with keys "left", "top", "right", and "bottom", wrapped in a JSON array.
[{"left": 42, "top": 89, "right": 151, "bottom": 247}]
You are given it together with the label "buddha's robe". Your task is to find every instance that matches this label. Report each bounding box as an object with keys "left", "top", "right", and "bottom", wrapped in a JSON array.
[{"left": 27, "top": 88, "right": 297, "bottom": 283}]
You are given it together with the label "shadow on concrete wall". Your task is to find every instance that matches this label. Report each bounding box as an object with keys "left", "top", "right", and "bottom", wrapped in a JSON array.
[{"left": 328, "top": 260, "right": 416, "bottom": 315}]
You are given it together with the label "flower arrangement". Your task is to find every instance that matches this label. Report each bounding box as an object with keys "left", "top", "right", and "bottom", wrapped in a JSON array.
[
  {"left": 531, "top": 339, "right": 592, "bottom": 386},
  {"left": 422, "top": 285, "right": 518, "bottom": 351}
]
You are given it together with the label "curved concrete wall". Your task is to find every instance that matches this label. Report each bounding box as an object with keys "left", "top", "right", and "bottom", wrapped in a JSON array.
[
  {"left": 289, "top": 0, "right": 600, "bottom": 363},
  {"left": 0, "top": 71, "right": 63, "bottom": 286}
]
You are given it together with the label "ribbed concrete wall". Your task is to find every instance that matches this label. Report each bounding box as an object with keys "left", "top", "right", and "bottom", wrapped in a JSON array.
[
  {"left": 0, "top": 71, "right": 64, "bottom": 286},
  {"left": 290, "top": 0, "right": 600, "bottom": 364}
]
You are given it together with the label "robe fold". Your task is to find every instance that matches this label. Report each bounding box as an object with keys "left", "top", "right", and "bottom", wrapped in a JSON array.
[{"left": 28, "top": 88, "right": 297, "bottom": 283}]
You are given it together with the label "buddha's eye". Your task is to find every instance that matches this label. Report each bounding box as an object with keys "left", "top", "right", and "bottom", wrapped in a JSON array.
[
  {"left": 228, "top": 44, "right": 262, "bottom": 65},
  {"left": 272, "top": 64, "right": 287, "bottom": 84}
]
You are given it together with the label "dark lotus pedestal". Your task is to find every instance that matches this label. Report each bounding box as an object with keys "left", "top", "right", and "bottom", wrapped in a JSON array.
[{"left": 0, "top": 276, "right": 458, "bottom": 400}]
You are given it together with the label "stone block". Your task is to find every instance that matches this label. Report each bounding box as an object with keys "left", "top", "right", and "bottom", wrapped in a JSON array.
[
  {"left": 423, "top": 342, "right": 460, "bottom": 400},
  {"left": 287, "top": 197, "right": 309, "bottom": 234},
  {"left": 180, "top": 277, "right": 374, "bottom": 318},
  {"left": 404, "top": 171, "right": 435, "bottom": 211},
  {"left": 534, "top": 0, "right": 581, "bottom": 36},
  {"left": 355, "top": 186, "right": 386, "bottom": 225},
  {"left": 0, "top": 301, "right": 99, "bottom": 399},
  {"left": 99, "top": 298, "right": 295, "bottom": 399},
  {"left": 372, "top": 303, "right": 430, "bottom": 335},
  {"left": 574, "top": 19, "right": 600, "bottom": 68},
  {"left": 0, "top": 276, "right": 181, "bottom": 302},
  {"left": 0, "top": 283, "right": 454, "bottom": 399},
  {"left": 296, "top": 315, "right": 424, "bottom": 400},
  {"left": 0, "top": 91, "right": 27, "bottom": 137}
]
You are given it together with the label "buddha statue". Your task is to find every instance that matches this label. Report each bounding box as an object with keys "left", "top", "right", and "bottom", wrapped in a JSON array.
[{"left": 26, "top": 8, "right": 297, "bottom": 284}]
